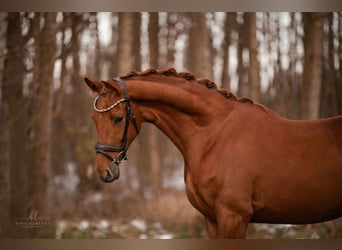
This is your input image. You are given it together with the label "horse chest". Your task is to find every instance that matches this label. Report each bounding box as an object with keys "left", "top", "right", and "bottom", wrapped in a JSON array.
[{"left": 185, "top": 173, "right": 216, "bottom": 219}]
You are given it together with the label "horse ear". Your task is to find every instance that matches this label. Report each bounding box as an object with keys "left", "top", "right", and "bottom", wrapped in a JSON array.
[
  {"left": 84, "top": 77, "right": 102, "bottom": 93},
  {"left": 101, "top": 80, "right": 120, "bottom": 96}
]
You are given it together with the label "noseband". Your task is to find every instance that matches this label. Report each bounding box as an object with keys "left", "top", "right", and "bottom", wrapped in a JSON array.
[{"left": 94, "top": 78, "right": 139, "bottom": 180}]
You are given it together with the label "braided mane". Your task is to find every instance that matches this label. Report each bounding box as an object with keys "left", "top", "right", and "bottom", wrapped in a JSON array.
[{"left": 119, "top": 68, "right": 254, "bottom": 104}]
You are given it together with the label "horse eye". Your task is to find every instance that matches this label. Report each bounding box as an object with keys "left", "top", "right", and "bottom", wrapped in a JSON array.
[{"left": 113, "top": 116, "right": 123, "bottom": 124}]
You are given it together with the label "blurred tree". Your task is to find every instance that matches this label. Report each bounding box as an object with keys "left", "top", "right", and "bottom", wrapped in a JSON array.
[
  {"left": 221, "top": 13, "right": 234, "bottom": 89},
  {"left": 92, "top": 12, "right": 102, "bottom": 79},
  {"left": 0, "top": 13, "right": 10, "bottom": 237},
  {"left": 2, "top": 13, "right": 30, "bottom": 230},
  {"left": 165, "top": 13, "right": 177, "bottom": 68},
  {"left": 148, "top": 12, "right": 159, "bottom": 68},
  {"left": 247, "top": 12, "right": 260, "bottom": 102},
  {"left": 270, "top": 14, "right": 291, "bottom": 118},
  {"left": 0, "top": 103, "right": 10, "bottom": 237},
  {"left": 301, "top": 13, "right": 324, "bottom": 120},
  {"left": 339, "top": 13, "right": 342, "bottom": 113},
  {"left": 132, "top": 12, "right": 142, "bottom": 71},
  {"left": 286, "top": 12, "right": 302, "bottom": 119},
  {"left": 117, "top": 13, "right": 135, "bottom": 74},
  {"left": 187, "top": 13, "right": 213, "bottom": 79},
  {"left": 70, "top": 13, "right": 96, "bottom": 194},
  {"left": 237, "top": 13, "right": 249, "bottom": 97},
  {"left": 31, "top": 12, "right": 57, "bottom": 218},
  {"left": 320, "top": 13, "right": 339, "bottom": 118},
  {"left": 52, "top": 13, "right": 72, "bottom": 178},
  {"left": 109, "top": 13, "right": 119, "bottom": 76}
]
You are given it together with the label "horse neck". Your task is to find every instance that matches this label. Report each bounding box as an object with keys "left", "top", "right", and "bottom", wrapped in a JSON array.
[{"left": 127, "top": 77, "right": 229, "bottom": 156}]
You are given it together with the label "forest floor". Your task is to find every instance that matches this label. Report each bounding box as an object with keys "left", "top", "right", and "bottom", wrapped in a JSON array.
[
  {"left": 9, "top": 217, "right": 342, "bottom": 239},
  {"left": 51, "top": 190, "right": 342, "bottom": 239},
  {"left": 54, "top": 218, "right": 342, "bottom": 239}
]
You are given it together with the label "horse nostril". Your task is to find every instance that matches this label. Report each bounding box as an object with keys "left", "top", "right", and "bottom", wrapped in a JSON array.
[
  {"left": 99, "top": 164, "right": 120, "bottom": 183},
  {"left": 103, "top": 169, "right": 115, "bottom": 183}
]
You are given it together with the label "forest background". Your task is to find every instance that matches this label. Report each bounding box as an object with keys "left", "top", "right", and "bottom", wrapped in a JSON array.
[{"left": 0, "top": 12, "right": 341, "bottom": 238}]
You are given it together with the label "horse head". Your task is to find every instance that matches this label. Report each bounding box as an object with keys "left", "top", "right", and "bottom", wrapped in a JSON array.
[{"left": 84, "top": 77, "right": 140, "bottom": 183}]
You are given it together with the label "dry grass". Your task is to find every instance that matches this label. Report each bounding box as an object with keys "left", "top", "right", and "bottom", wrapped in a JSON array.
[
  {"left": 140, "top": 191, "right": 199, "bottom": 224},
  {"left": 51, "top": 187, "right": 341, "bottom": 239},
  {"left": 52, "top": 188, "right": 206, "bottom": 238}
]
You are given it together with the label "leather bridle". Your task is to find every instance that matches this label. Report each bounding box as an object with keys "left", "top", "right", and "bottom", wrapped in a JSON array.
[{"left": 93, "top": 78, "right": 139, "bottom": 180}]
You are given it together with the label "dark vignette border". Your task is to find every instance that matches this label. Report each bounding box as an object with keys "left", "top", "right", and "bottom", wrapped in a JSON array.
[
  {"left": 0, "top": 0, "right": 341, "bottom": 249},
  {"left": 0, "top": 0, "right": 341, "bottom": 11}
]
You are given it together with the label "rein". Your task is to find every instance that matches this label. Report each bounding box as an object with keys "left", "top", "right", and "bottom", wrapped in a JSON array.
[{"left": 94, "top": 77, "right": 139, "bottom": 180}]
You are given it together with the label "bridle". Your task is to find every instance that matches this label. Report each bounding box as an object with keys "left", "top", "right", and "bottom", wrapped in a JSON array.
[{"left": 93, "top": 77, "right": 139, "bottom": 180}]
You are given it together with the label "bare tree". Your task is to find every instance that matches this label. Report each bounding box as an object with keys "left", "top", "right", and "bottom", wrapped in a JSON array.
[
  {"left": 237, "top": 13, "right": 249, "bottom": 97},
  {"left": 286, "top": 12, "right": 302, "bottom": 119},
  {"left": 117, "top": 13, "right": 135, "bottom": 74},
  {"left": 148, "top": 12, "right": 159, "bottom": 68},
  {"left": 320, "top": 13, "right": 339, "bottom": 118},
  {"left": 247, "top": 12, "right": 260, "bottom": 102},
  {"left": 69, "top": 13, "right": 97, "bottom": 193},
  {"left": 187, "top": 13, "right": 213, "bottom": 79},
  {"left": 0, "top": 13, "right": 10, "bottom": 236},
  {"left": 132, "top": 12, "right": 142, "bottom": 71},
  {"left": 165, "top": 13, "right": 177, "bottom": 68},
  {"left": 221, "top": 13, "right": 234, "bottom": 89},
  {"left": 0, "top": 103, "right": 10, "bottom": 237},
  {"left": 301, "top": 13, "right": 324, "bottom": 120},
  {"left": 2, "top": 13, "right": 30, "bottom": 229},
  {"left": 338, "top": 13, "right": 342, "bottom": 113},
  {"left": 31, "top": 13, "right": 57, "bottom": 216}
]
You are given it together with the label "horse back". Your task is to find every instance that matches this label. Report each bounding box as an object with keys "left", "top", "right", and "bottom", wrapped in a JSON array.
[{"left": 250, "top": 115, "right": 342, "bottom": 224}]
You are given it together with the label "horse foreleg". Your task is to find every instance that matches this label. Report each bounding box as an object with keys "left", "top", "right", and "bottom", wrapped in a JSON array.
[
  {"left": 204, "top": 217, "right": 218, "bottom": 238},
  {"left": 215, "top": 206, "right": 250, "bottom": 238}
]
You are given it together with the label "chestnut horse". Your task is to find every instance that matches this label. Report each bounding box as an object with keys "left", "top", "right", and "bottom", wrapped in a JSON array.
[{"left": 84, "top": 68, "right": 342, "bottom": 238}]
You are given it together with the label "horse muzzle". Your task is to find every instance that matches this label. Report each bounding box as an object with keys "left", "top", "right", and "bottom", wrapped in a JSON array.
[
  {"left": 95, "top": 142, "right": 126, "bottom": 182},
  {"left": 101, "top": 161, "right": 120, "bottom": 183}
]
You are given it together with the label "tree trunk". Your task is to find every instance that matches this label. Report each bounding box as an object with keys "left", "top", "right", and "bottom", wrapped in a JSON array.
[
  {"left": 93, "top": 13, "right": 102, "bottom": 79},
  {"left": 272, "top": 14, "right": 289, "bottom": 118},
  {"left": 148, "top": 12, "right": 159, "bottom": 68},
  {"left": 2, "top": 13, "right": 30, "bottom": 234},
  {"left": 70, "top": 13, "right": 96, "bottom": 194},
  {"left": 165, "top": 13, "right": 177, "bottom": 68},
  {"left": 117, "top": 13, "right": 135, "bottom": 74},
  {"left": 0, "top": 12, "right": 10, "bottom": 237},
  {"left": 247, "top": 12, "right": 260, "bottom": 102},
  {"left": 320, "top": 13, "right": 339, "bottom": 118},
  {"left": 301, "top": 13, "right": 323, "bottom": 120},
  {"left": 287, "top": 13, "right": 300, "bottom": 119},
  {"left": 0, "top": 104, "right": 10, "bottom": 237},
  {"left": 31, "top": 12, "right": 56, "bottom": 217},
  {"left": 109, "top": 13, "right": 119, "bottom": 76},
  {"left": 187, "top": 13, "right": 213, "bottom": 79},
  {"left": 221, "top": 13, "right": 234, "bottom": 89},
  {"left": 237, "top": 13, "right": 249, "bottom": 97},
  {"left": 132, "top": 12, "right": 142, "bottom": 71},
  {"left": 338, "top": 13, "right": 342, "bottom": 114},
  {"left": 52, "top": 13, "right": 70, "bottom": 178}
]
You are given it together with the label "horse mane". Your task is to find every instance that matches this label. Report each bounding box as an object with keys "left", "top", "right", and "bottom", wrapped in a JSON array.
[{"left": 119, "top": 68, "right": 255, "bottom": 105}]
